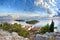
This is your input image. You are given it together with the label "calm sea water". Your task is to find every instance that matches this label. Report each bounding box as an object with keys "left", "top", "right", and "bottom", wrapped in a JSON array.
[
  {"left": 19, "top": 17, "right": 60, "bottom": 32},
  {"left": 0, "top": 17, "right": 60, "bottom": 31},
  {"left": 19, "top": 19, "right": 60, "bottom": 32}
]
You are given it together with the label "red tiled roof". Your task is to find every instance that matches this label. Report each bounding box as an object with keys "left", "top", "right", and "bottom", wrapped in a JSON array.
[{"left": 31, "top": 28, "right": 40, "bottom": 31}]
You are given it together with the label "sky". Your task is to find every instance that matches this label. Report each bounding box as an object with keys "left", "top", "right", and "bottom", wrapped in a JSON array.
[{"left": 0, "top": 0, "right": 60, "bottom": 17}]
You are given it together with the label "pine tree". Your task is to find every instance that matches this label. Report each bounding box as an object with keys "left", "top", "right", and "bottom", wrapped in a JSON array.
[{"left": 50, "top": 20, "right": 54, "bottom": 32}]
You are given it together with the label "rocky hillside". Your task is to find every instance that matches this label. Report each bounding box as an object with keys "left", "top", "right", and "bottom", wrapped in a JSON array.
[{"left": 0, "top": 30, "right": 29, "bottom": 40}]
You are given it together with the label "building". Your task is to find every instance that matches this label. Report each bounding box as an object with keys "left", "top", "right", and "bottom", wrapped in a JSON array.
[
  {"left": 25, "top": 26, "right": 32, "bottom": 31},
  {"left": 31, "top": 28, "right": 40, "bottom": 31},
  {"left": 24, "top": 26, "right": 41, "bottom": 32}
]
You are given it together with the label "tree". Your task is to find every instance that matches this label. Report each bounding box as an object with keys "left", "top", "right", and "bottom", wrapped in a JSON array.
[
  {"left": 39, "top": 24, "right": 50, "bottom": 34},
  {"left": 50, "top": 20, "right": 54, "bottom": 32}
]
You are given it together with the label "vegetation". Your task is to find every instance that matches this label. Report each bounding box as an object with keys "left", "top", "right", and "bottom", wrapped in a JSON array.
[
  {"left": 0, "top": 20, "right": 55, "bottom": 37},
  {"left": 39, "top": 24, "right": 50, "bottom": 34},
  {"left": 0, "top": 22, "right": 29, "bottom": 37},
  {"left": 50, "top": 20, "right": 54, "bottom": 32},
  {"left": 26, "top": 20, "right": 39, "bottom": 24},
  {"left": 39, "top": 20, "right": 54, "bottom": 34}
]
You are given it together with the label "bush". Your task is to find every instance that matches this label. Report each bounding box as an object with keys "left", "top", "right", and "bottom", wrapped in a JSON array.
[
  {"left": 0, "top": 22, "right": 30, "bottom": 37},
  {"left": 39, "top": 24, "right": 50, "bottom": 34}
]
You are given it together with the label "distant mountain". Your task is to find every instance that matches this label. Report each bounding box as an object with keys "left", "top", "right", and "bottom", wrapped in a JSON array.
[
  {"left": 17, "top": 16, "right": 46, "bottom": 20},
  {"left": 0, "top": 14, "right": 59, "bottom": 23},
  {"left": 17, "top": 16, "right": 60, "bottom": 21},
  {"left": 9, "top": 14, "right": 20, "bottom": 19},
  {"left": 0, "top": 15, "right": 13, "bottom": 22}
]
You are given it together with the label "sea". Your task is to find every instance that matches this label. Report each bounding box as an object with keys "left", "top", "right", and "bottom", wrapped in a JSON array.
[{"left": 0, "top": 17, "right": 60, "bottom": 32}]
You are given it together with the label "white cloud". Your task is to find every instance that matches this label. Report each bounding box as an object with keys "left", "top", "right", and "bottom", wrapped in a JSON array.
[
  {"left": 48, "top": 0, "right": 56, "bottom": 6},
  {"left": 34, "top": 0, "right": 57, "bottom": 17},
  {"left": 34, "top": 0, "right": 43, "bottom": 6}
]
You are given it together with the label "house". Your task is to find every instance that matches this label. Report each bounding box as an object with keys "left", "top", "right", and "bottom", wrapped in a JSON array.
[
  {"left": 24, "top": 26, "right": 32, "bottom": 31},
  {"left": 24, "top": 26, "right": 41, "bottom": 32},
  {"left": 31, "top": 28, "right": 40, "bottom": 31}
]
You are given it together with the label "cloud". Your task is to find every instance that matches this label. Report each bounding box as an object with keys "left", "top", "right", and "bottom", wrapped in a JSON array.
[
  {"left": 34, "top": 0, "right": 56, "bottom": 7},
  {"left": 48, "top": 0, "right": 56, "bottom": 6},
  {"left": 34, "top": 0, "right": 58, "bottom": 17},
  {"left": 34, "top": 0, "right": 43, "bottom": 6}
]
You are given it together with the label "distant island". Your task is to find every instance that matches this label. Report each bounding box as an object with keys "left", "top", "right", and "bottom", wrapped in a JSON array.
[
  {"left": 15, "top": 19, "right": 25, "bottom": 22},
  {"left": 26, "top": 20, "right": 39, "bottom": 24},
  {"left": 15, "top": 19, "right": 39, "bottom": 24}
]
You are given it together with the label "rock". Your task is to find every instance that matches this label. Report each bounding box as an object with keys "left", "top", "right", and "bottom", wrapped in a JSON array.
[{"left": 0, "top": 30, "right": 29, "bottom": 40}]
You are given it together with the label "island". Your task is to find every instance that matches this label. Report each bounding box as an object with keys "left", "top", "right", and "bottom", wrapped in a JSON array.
[{"left": 26, "top": 20, "right": 39, "bottom": 24}]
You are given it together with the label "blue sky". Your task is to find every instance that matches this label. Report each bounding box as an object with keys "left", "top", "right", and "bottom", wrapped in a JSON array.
[{"left": 0, "top": 0, "right": 60, "bottom": 17}]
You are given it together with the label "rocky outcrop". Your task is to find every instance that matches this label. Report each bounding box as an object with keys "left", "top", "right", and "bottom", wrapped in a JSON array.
[
  {"left": 0, "top": 30, "right": 29, "bottom": 40},
  {"left": 35, "top": 32, "right": 59, "bottom": 40}
]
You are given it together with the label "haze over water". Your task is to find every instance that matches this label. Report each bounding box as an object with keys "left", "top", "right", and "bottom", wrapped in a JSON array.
[{"left": 3, "top": 17, "right": 59, "bottom": 32}]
